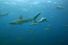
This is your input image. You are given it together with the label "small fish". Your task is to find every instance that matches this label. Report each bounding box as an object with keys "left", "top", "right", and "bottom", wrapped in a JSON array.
[
  {"left": 64, "top": 25, "right": 68, "bottom": 27},
  {"left": 19, "top": 15, "right": 23, "bottom": 20},
  {"left": 44, "top": 27, "right": 50, "bottom": 30},
  {"left": 56, "top": 5, "right": 64, "bottom": 9},
  {"left": 27, "top": 30, "right": 33, "bottom": 32},
  {"left": 0, "top": 12, "right": 8, "bottom": 16}
]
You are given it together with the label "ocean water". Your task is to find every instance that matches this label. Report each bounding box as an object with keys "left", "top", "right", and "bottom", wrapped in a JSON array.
[{"left": 0, "top": 0, "right": 68, "bottom": 45}]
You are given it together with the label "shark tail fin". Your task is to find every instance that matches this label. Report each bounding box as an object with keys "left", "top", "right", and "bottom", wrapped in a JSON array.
[
  {"left": 32, "top": 12, "right": 41, "bottom": 23},
  {"left": 33, "top": 12, "right": 41, "bottom": 21},
  {"left": 39, "top": 17, "right": 48, "bottom": 23}
]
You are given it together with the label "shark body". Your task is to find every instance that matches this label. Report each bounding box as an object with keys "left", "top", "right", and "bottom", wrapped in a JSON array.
[{"left": 9, "top": 13, "right": 47, "bottom": 25}]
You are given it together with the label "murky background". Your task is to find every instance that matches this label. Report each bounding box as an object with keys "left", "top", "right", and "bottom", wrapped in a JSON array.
[{"left": 0, "top": 0, "right": 68, "bottom": 45}]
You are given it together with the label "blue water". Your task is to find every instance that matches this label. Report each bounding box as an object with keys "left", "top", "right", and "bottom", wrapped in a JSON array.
[{"left": 0, "top": 0, "right": 68, "bottom": 45}]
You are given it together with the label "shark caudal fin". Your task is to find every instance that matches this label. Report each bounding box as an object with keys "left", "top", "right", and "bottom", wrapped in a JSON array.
[
  {"left": 32, "top": 12, "right": 41, "bottom": 21},
  {"left": 38, "top": 17, "right": 48, "bottom": 23},
  {"left": 31, "top": 12, "right": 41, "bottom": 25},
  {"left": 33, "top": 12, "right": 41, "bottom": 20}
]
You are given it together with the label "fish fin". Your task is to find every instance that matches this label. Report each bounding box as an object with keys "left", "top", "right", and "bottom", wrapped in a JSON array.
[{"left": 33, "top": 12, "right": 41, "bottom": 20}]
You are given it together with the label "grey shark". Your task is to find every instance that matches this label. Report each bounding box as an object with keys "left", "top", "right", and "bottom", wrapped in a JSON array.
[{"left": 9, "top": 13, "right": 47, "bottom": 25}]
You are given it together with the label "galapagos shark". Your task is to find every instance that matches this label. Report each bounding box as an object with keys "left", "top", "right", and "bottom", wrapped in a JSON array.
[{"left": 9, "top": 13, "right": 47, "bottom": 25}]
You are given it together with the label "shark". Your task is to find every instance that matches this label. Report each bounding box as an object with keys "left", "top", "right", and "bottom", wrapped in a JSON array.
[{"left": 9, "top": 12, "right": 48, "bottom": 25}]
